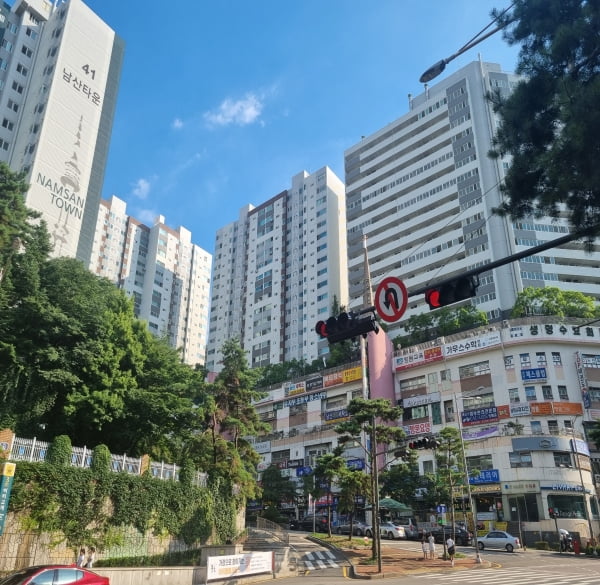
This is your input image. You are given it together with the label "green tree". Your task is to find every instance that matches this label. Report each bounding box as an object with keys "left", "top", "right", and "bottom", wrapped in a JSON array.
[
  {"left": 336, "top": 467, "right": 371, "bottom": 541},
  {"left": 203, "top": 339, "right": 269, "bottom": 499},
  {"left": 335, "top": 398, "right": 405, "bottom": 563},
  {"left": 511, "top": 286, "right": 599, "bottom": 318},
  {"left": 261, "top": 464, "right": 297, "bottom": 512},
  {"left": 379, "top": 450, "right": 420, "bottom": 509},
  {"left": 394, "top": 305, "right": 488, "bottom": 349},
  {"left": 0, "top": 162, "right": 44, "bottom": 286},
  {"left": 490, "top": 0, "right": 600, "bottom": 237},
  {"left": 313, "top": 447, "right": 347, "bottom": 537}
]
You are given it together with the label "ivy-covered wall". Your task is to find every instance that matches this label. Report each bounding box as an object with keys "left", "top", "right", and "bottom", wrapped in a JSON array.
[{"left": 0, "top": 461, "right": 241, "bottom": 569}]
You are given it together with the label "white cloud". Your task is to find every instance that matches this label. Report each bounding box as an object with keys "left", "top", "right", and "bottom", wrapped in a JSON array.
[
  {"left": 172, "top": 117, "right": 184, "bottom": 130},
  {"left": 203, "top": 93, "right": 264, "bottom": 128},
  {"left": 131, "top": 178, "right": 151, "bottom": 200},
  {"left": 137, "top": 208, "right": 157, "bottom": 224}
]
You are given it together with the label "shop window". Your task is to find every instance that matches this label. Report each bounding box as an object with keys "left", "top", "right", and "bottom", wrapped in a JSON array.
[
  {"left": 547, "top": 494, "right": 587, "bottom": 519},
  {"left": 509, "top": 451, "right": 532, "bottom": 468},
  {"left": 553, "top": 452, "right": 572, "bottom": 467}
]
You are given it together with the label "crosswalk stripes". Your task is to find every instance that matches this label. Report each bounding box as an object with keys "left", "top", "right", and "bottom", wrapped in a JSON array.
[
  {"left": 413, "top": 567, "right": 599, "bottom": 585},
  {"left": 301, "top": 550, "right": 341, "bottom": 570}
]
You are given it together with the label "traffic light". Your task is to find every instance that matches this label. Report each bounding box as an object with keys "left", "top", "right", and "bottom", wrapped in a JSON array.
[
  {"left": 408, "top": 436, "right": 441, "bottom": 450},
  {"left": 315, "top": 311, "right": 379, "bottom": 344},
  {"left": 425, "top": 275, "right": 479, "bottom": 310},
  {"left": 549, "top": 507, "right": 557, "bottom": 519}
]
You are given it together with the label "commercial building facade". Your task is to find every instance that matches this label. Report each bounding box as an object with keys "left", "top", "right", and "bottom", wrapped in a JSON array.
[
  {"left": 344, "top": 61, "right": 600, "bottom": 336},
  {"left": 251, "top": 317, "right": 600, "bottom": 541},
  {"left": 206, "top": 167, "right": 347, "bottom": 374},
  {"left": 90, "top": 195, "right": 212, "bottom": 366},
  {"left": 0, "top": 0, "right": 123, "bottom": 263}
]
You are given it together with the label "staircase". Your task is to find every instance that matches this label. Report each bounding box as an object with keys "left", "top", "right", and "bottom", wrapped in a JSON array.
[{"left": 243, "top": 518, "right": 289, "bottom": 550}]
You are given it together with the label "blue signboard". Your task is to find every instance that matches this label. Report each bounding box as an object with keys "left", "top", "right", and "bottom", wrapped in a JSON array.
[
  {"left": 0, "top": 463, "right": 16, "bottom": 536},
  {"left": 296, "top": 466, "right": 313, "bottom": 477},
  {"left": 469, "top": 469, "right": 500, "bottom": 485},
  {"left": 521, "top": 367, "right": 547, "bottom": 381},
  {"left": 461, "top": 406, "right": 499, "bottom": 426},
  {"left": 346, "top": 458, "right": 365, "bottom": 470}
]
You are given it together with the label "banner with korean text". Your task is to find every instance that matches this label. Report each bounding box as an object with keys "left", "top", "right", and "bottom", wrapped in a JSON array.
[{"left": 207, "top": 551, "right": 273, "bottom": 581}]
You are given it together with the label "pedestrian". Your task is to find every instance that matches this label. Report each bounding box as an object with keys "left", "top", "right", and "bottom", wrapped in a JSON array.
[
  {"left": 76, "top": 548, "right": 86, "bottom": 568},
  {"left": 421, "top": 535, "right": 428, "bottom": 559},
  {"left": 446, "top": 536, "right": 455, "bottom": 567},
  {"left": 85, "top": 546, "right": 96, "bottom": 568},
  {"left": 428, "top": 532, "right": 436, "bottom": 559}
]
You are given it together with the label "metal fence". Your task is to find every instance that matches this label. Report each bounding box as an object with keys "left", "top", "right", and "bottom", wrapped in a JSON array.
[{"left": 5, "top": 435, "right": 207, "bottom": 486}]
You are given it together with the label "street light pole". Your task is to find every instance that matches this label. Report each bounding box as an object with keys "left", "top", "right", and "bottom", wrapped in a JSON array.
[{"left": 455, "top": 396, "right": 482, "bottom": 563}]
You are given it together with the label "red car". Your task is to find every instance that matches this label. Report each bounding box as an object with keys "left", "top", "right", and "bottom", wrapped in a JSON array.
[{"left": 0, "top": 566, "right": 108, "bottom": 585}]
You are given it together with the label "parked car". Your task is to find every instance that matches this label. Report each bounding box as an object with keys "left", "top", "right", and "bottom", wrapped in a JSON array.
[
  {"left": 336, "top": 520, "right": 369, "bottom": 536},
  {"left": 295, "top": 514, "right": 331, "bottom": 532},
  {"left": 366, "top": 521, "right": 406, "bottom": 540},
  {"left": 0, "top": 566, "right": 109, "bottom": 585},
  {"left": 429, "top": 524, "right": 473, "bottom": 546},
  {"left": 477, "top": 530, "right": 521, "bottom": 552},
  {"left": 394, "top": 517, "right": 419, "bottom": 540}
]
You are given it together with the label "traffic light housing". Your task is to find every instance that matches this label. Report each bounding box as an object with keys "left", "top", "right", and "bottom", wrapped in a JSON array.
[
  {"left": 407, "top": 436, "right": 441, "bottom": 450},
  {"left": 425, "top": 275, "right": 479, "bottom": 310},
  {"left": 315, "top": 311, "right": 379, "bottom": 344},
  {"left": 549, "top": 507, "right": 557, "bottom": 519}
]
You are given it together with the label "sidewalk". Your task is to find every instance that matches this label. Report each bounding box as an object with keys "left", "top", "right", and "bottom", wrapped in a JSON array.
[{"left": 342, "top": 544, "right": 492, "bottom": 579}]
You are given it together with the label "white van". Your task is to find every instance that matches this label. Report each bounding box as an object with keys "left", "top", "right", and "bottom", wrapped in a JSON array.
[{"left": 394, "top": 517, "right": 419, "bottom": 540}]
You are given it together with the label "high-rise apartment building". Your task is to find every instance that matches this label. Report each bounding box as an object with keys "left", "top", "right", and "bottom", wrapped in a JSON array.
[
  {"left": 90, "top": 195, "right": 212, "bottom": 367},
  {"left": 344, "top": 61, "right": 600, "bottom": 335},
  {"left": 206, "top": 167, "right": 347, "bottom": 374},
  {"left": 0, "top": 0, "right": 123, "bottom": 263}
]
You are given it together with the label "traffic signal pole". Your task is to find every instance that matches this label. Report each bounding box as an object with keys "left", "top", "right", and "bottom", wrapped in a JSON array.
[{"left": 409, "top": 229, "right": 594, "bottom": 298}]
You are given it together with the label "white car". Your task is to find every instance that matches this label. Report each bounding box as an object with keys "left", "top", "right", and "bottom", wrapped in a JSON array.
[
  {"left": 477, "top": 530, "right": 521, "bottom": 552},
  {"left": 365, "top": 521, "right": 406, "bottom": 540}
]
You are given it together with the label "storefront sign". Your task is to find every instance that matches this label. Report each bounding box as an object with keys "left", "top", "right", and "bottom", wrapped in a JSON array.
[
  {"left": 403, "top": 422, "right": 432, "bottom": 435},
  {"left": 574, "top": 351, "right": 591, "bottom": 409},
  {"left": 461, "top": 406, "right": 499, "bottom": 426},
  {"left": 469, "top": 469, "right": 500, "bottom": 484},
  {"left": 394, "top": 346, "right": 443, "bottom": 371},
  {"left": 346, "top": 458, "right": 365, "bottom": 470},
  {"left": 324, "top": 408, "right": 350, "bottom": 422},
  {"left": 284, "top": 381, "right": 306, "bottom": 396},
  {"left": 282, "top": 391, "right": 326, "bottom": 408},
  {"left": 509, "top": 403, "right": 531, "bottom": 417},
  {"left": 306, "top": 376, "right": 323, "bottom": 391},
  {"left": 521, "top": 367, "right": 547, "bottom": 381},
  {"left": 253, "top": 441, "right": 271, "bottom": 454},
  {"left": 470, "top": 483, "right": 501, "bottom": 494},
  {"left": 502, "top": 481, "right": 539, "bottom": 493},
  {"left": 403, "top": 392, "right": 440, "bottom": 408},
  {"left": 444, "top": 331, "right": 501, "bottom": 357},
  {"left": 462, "top": 426, "right": 499, "bottom": 441}
]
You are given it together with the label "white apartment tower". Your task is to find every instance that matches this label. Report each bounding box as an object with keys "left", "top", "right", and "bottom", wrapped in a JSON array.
[
  {"left": 206, "top": 167, "right": 348, "bottom": 374},
  {"left": 344, "top": 61, "right": 600, "bottom": 335},
  {"left": 90, "top": 196, "right": 212, "bottom": 367},
  {"left": 0, "top": 0, "right": 123, "bottom": 263}
]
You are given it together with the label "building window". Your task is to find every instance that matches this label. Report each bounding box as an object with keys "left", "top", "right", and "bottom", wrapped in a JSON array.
[
  {"left": 552, "top": 352, "right": 562, "bottom": 366},
  {"left": 423, "top": 460, "right": 434, "bottom": 474},
  {"left": 1, "top": 39, "right": 13, "bottom": 52},
  {"left": 16, "top": 63, "right": 28, "bottom": 76},
  {"left": 504, "top": 355, "right": 514, "bottom": 369},
  {"left": 0, "top": 139, "right": 9, "bottom": 151},
  {"left": 508, "top": 388, "right": 520, "bottom": 403},
  {"left": 2, "top": 118, "right": 14, "bottom": 131},
  {"left": 558, "top": 385, "right": 568, "bottom": 400},
  {"left": 536, "top": 352, "right": 547, "bottom": 366},
  {"left": 553, "top": 452, "right": 572, "bottom": 468},
  {"left": 525, "top": 385, "right": 537, "bottom": 401},
  {"left": 519, "top": 353, "right": 531, "bottom": 367},
  {"left": 531, "top": 421, "right": 542, "bottom": 435},
  {"left": 548, "top": 420, "right": 559, "bottom": 435},
  {"left": 509, "top": 451, "right": 532, "bottom": 468},
  {"left": 542, "top": 385, "right": 553, "bottom": 400},
  {"left": 7, "top": 100, "right": 19, "bottom": 113},
  {"left": 11, "top": 81, "right": 24, "bottom": 94}
]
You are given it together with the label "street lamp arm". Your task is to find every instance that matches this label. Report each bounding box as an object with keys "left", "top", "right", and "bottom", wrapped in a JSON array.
[
  {"left": 419, "top": 23, "right": 507, "bottom": 83},
  {"left": 419, "top": 1, "right": 516, "bottom": 83}
]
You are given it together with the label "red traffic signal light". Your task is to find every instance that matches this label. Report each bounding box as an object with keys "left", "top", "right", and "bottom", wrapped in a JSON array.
[
  {"left": 425, "top": 275, "right": 479, "bottom": 310},
  {"left": 314, "top": 312, "right": 379, "bottom": 344},
  {"left": 549, "top": 507, "right": 557, "bottom": 519}
]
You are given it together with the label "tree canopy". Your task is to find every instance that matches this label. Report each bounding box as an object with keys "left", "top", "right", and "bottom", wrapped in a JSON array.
[
  {"left": 491, "top": 0, "right": 600, "bottom": 238},
  {"left": 511, "top": 286, "right": 600, "bottom": 318}
]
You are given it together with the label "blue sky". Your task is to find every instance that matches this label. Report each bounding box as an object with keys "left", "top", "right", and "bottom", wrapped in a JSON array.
[{"left": 85, "top": 0, "right": 520, "bottom": 254}]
